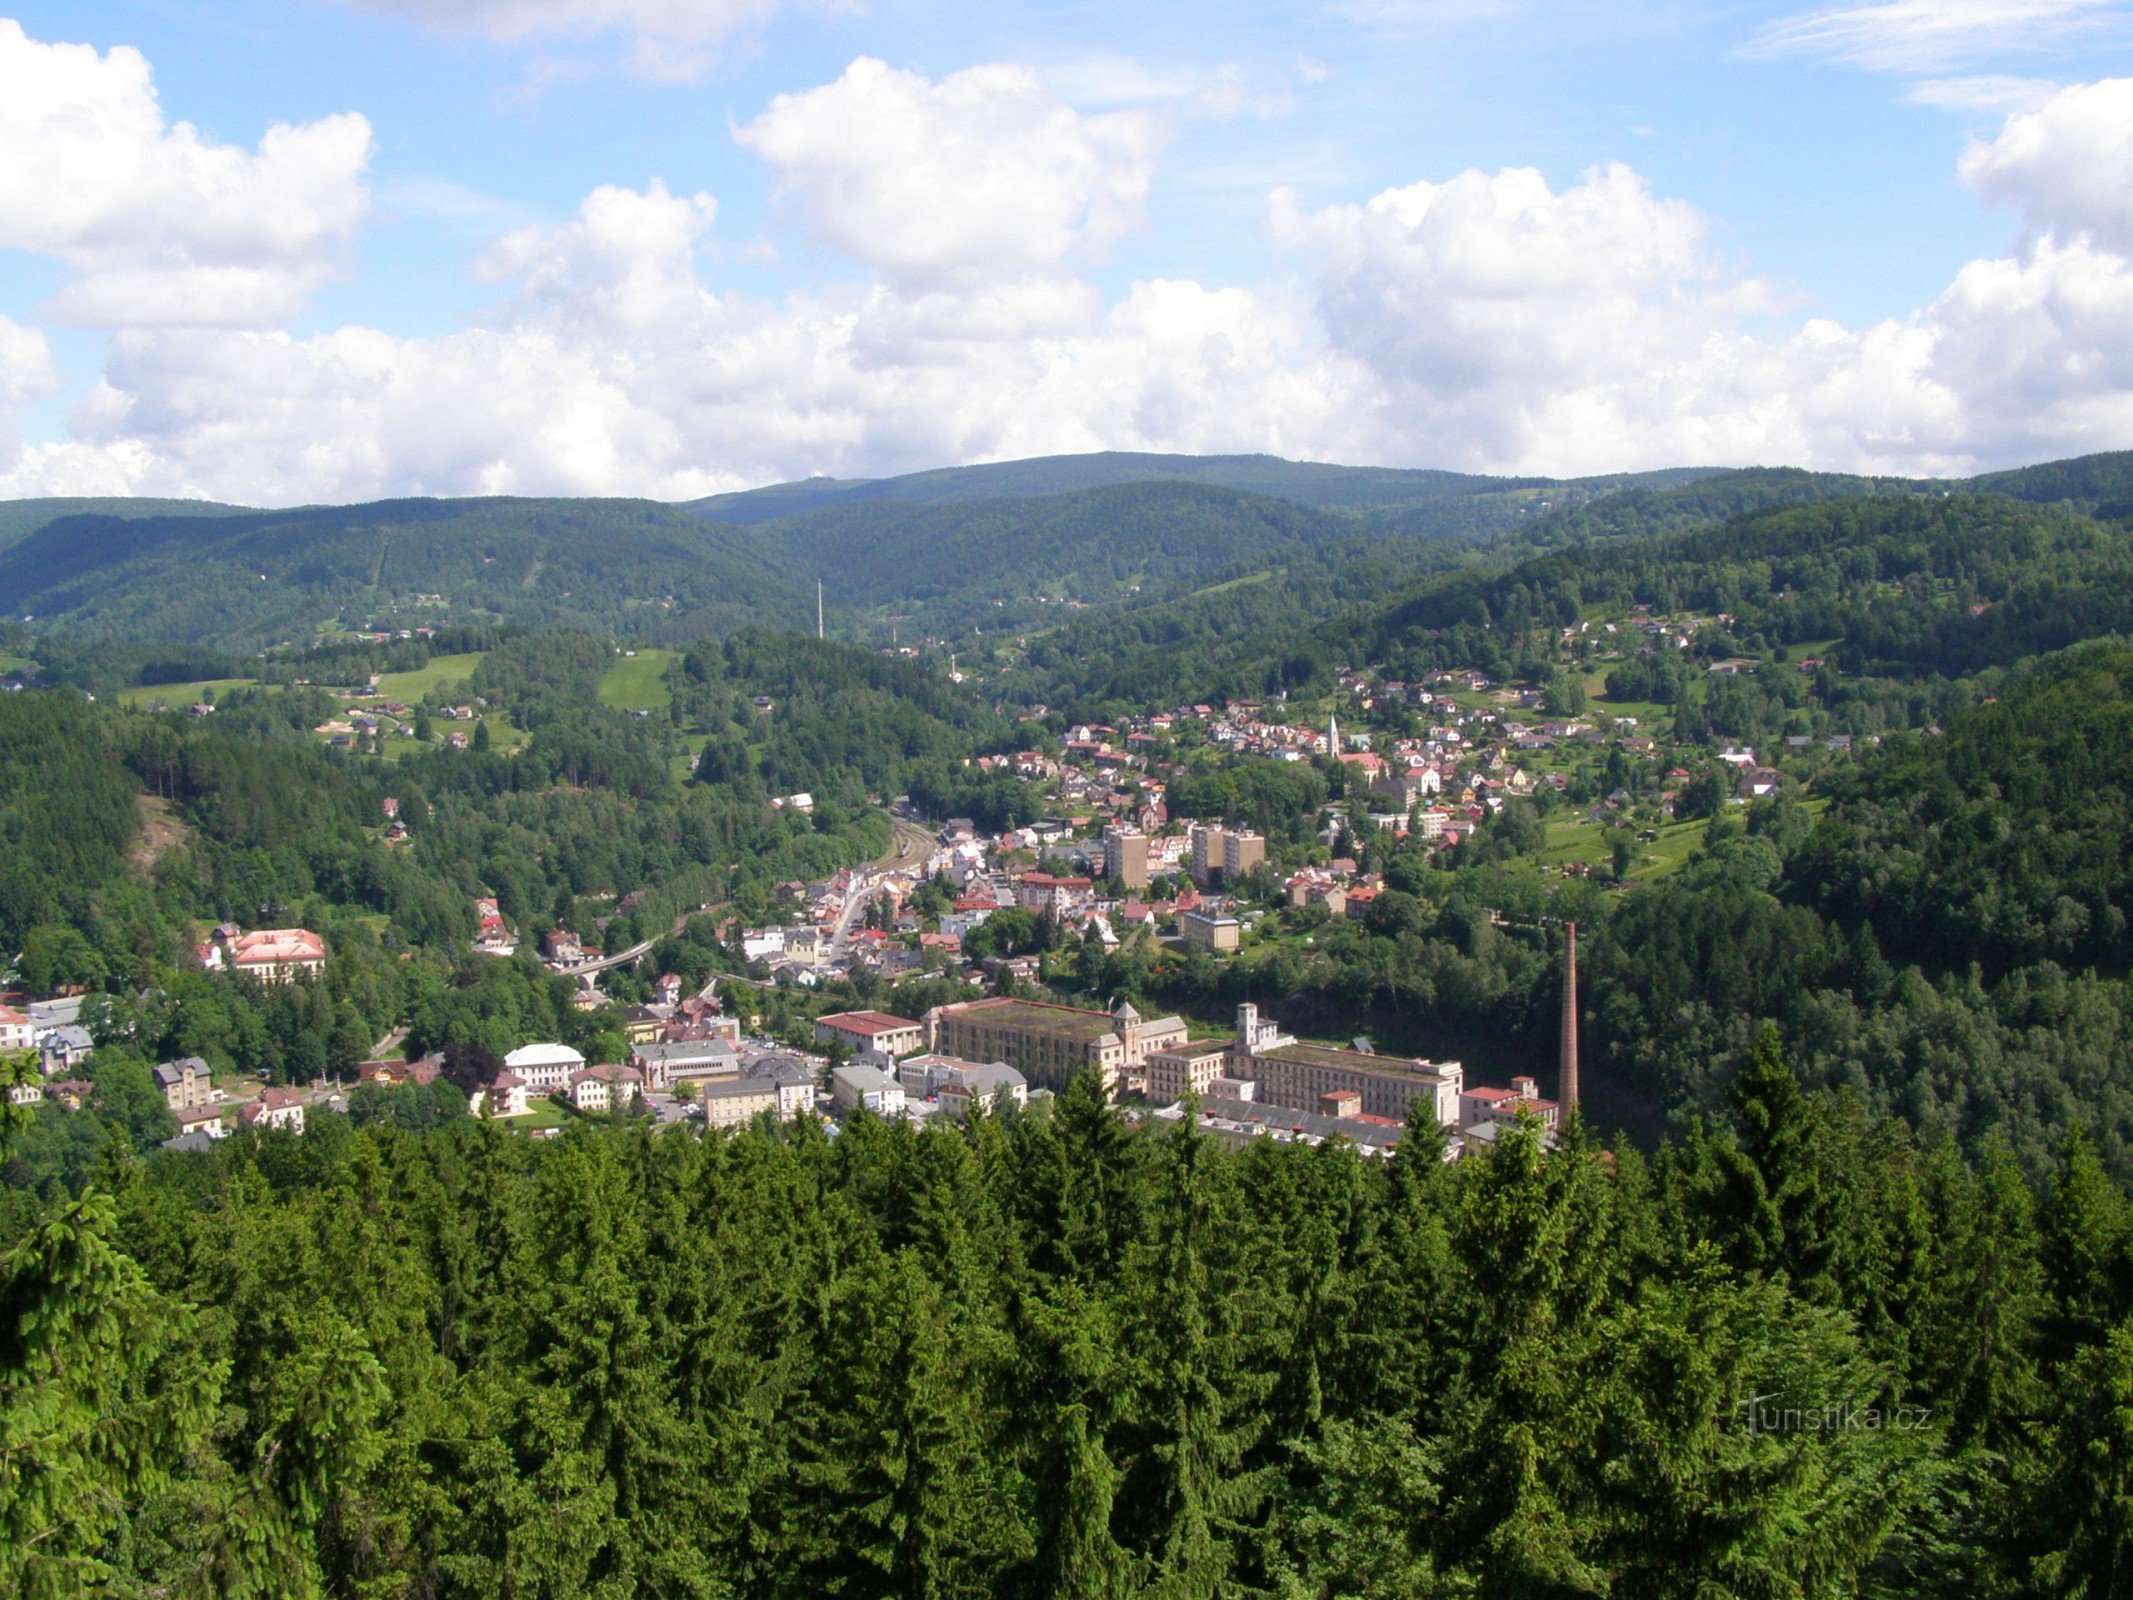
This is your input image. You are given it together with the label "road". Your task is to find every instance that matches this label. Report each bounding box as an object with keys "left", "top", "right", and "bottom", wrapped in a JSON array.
[
  {"left": 827, "top": 818, "right": 937, "bottom": 957},
  {"left": 554, "top": 811, "right": 936, "bottom": 978}
]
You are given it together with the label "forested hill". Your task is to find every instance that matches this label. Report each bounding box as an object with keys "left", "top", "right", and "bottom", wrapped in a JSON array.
[
  {"left": 4, "top": 446, "right": 2129, "bottom": 656},
  {"left": 688, "top": 448, "right": 1549, "bottom": 521},
  {"left": 760, "top": 480, "right": 1372, "bottom": 634},
  {"left": 1971, "top": 448, "right": 2133, "bottom": 512},
  {"left": 1010, "top": 476, "right": 2133, "bottom": 711},
  {"left": 0, "top": 497, "right": 815, "bottom": 649},
  {"left": 0, "top": 494, "right": 249, "bottom": 556}
]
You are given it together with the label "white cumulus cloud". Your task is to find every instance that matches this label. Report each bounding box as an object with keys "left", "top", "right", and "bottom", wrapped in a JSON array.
[
  {"left": 0, "top": 19, "right": 371, "bottom": 329},
  {"left": 1960, "top": 76, "right": 2133, "bottom": 249},
  {"left": 737, "top": 57, "right": 1157, "bottom": 291},
  {"left": 10, "top": 43, "right": 2133, "bottom": 503}
]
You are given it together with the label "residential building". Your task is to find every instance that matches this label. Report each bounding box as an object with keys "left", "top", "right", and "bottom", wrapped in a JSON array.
[
  {"left": 1189, "top": 827, "right": 1227, "bottom": 886},
  {"left": 1179, "top": 910, "right": 1242, "bottom": 953},
  {"left": 568, "top": 1064, "right": 645, "bottom": 1113},
  {"left": 358, "top": 1057, "right": 441, "bottom": 1088},
  {"left": 937, "top": 1064, "right": 1028, "bottom": 1120},
  {"left": 1222, "top": 830, "right": 1266, "bottom": 882},
  {"left": 473, "top": 1070, "right": 530, "bottom": 1118},
  {"left": 897, "top": 1052, "right": 1028, "bottom": 1117},
  {"left": 503, "top": 1041, "right": 585, "bottom": 1094},
  {"left": 744, "top": 1050, "right": 821, "bottom": 1118},
  {"left": 1017, "top": 872, "right": 1095, "bottom": 919},
  {"left": 37, "top": 1024, "right": 93, "bottom": 1075},
  {"left": 698, "top": 1077, "right": 781, "bottom": 1128},
  {"left": 1103, "top": 827, "right": 1150, "bottom": 889},
  {"left": 814, "top": 1009, "right": 925, "bottom": 1059},
  {"left": 239, "top": 1087, "right": 306, "bottom": 1134},
  {"left": 202, "top": 926, "right": 327, "bottom": 983},
  {"left": 922, "top": 996, "right": 1187, "bottom": 1095},
  {"left": 831, "top": 1062, "right": 906, "bottom": 1116},
  {"left": 153, "top": 1056, "right": 215, "bottom": 1113},
  {"left": 174, "top": 1104, "right": 226, "bottom": 1139},
  {"left": 619, "top": 1006, "right": 668, "bottom": 1046},
  {"left": 0, "top": 1003, "right": 34, "bottom": 1054}
]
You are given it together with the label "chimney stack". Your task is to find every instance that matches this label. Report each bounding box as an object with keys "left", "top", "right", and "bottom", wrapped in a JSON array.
[{"left": 1559, "top": 921, "right": 1579, "bottom": 1112}]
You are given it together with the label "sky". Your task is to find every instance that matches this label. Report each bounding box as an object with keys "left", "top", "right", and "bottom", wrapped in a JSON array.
[{"left": 0, "top": 1, "right": 2130, "bottom": 504}]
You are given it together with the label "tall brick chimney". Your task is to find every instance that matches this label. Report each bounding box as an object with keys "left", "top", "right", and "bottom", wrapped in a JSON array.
[{"left": 1559, "top": 921, "right": 1579, "bottom": 1112}]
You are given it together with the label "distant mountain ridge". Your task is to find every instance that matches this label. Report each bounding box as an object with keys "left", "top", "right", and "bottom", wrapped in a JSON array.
[
  {"left": 2, "top": 446, "right": 2128, "bottom": 652},
  {"left": 685, "top": 449, "right": 1733, "bottom": 523}
]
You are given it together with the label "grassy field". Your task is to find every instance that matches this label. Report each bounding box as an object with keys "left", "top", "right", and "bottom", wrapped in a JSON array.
[
  {"left": 507, "top": 1099, "right": 573, "bottom": 1131},
  {"left": 116, "top": 677, "right": 264, "bottom": 708},
  {"left": 598, "top": 649, "right": 678, "bottom": 712},
  {"left": 374, "top": 651, "right": 485, "bottom": 703},
  {"left": 0, "top": 652, "right": 32, "bottom": 673},
  {"left": 1539, "top": 811, "right": 1785, "bottom": 882},
  {"left": 1633, "top": 819, "right": 1709, "bottom": 879}
]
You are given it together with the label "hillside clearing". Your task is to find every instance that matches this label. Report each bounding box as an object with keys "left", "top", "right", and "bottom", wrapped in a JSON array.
[{"left": 599, "top": 649, "right": 677, "bottom": 712}]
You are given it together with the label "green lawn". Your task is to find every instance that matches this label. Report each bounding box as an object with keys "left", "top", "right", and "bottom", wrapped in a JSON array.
[
  {"left": 0, "top": 652, "right": 32, "bottom": 673},
  {"left": 116, "top": 677, "right": 264, "bottom": 708},
  {"left": 1633, "top": 819, "right": 1708, "bottom": 880},
  {"left": 1541, "top": 813, "right": 1707, "bottom": 879},
  {"left": 503, "top": 1099, "right": 573, "bottom": 1131},
  {"left": 1540, "top": 818, "right": 1605, "bottom": 866},
  {"left": 374, "top": 651, "right": 485, "bottom": 702},
  {"left": 598, "top": 649, "right": 678, "bottom": 712}
]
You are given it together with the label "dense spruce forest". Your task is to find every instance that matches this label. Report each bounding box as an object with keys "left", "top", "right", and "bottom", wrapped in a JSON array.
[
  {"left": 10, "top": 447, "right": 2133, "bottom": 1596},
  {"left": 11, "top": 1043, "right": 2133, "bottom": 1598}
]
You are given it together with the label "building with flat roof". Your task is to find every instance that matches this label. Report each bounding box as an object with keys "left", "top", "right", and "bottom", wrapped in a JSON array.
[
  {"left": 1145, "top": 1038, "right": 1234, "bottom": 1105},
  {"left": 1189, "top": 827, "right": 1226, "bottom": 886},
  {"left": 1178, "top": 910, "right": 1241, "bottom": 952},
  {"left": 923, "top": 996, "right": 1186, "bottom": 1095},
  {"left": 1218, "top": 999, "right": 1459, "bottom": 1126},
  {"left": 813, "top": 1010, "right": 924, "bottom": 1058},
  {"left": 1222, "top": 830, "right": 1265, "bottom": 881},
  {"left": 1104, "top": 827, "right": 1150, "bottom": 890}
]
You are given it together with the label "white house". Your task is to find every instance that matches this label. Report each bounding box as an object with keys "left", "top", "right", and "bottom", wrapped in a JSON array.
[
  {"left": 830, "top": 1062, "right": 905, "bottom": 1117},
  {"left": 567, "top": 1064, "right": 645, "bottom": 1113},
  {"left": 503, "top": 1042, "right": 585, "bottom": 1094},
  {"left": 0, "top": 1004, "right": 35, "bottom": 1054},
  {"left": 239, "top": 1087, "right": 306, "bottom": 1134}
]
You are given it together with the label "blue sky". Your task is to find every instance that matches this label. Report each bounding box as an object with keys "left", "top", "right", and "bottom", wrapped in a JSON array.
[{"left": 0, "top": 1, "right": 2130, "bottom": 501}]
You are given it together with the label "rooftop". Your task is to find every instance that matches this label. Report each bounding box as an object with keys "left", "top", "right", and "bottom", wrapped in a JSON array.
[
  {"left": 815, "top": 1009, "right": 920, "bottom": 1035},
  {"left": 937, "top": 997, "right": 1120, "bottom": 1042},
  {"left": 1261, "top": 1040, "right": 1459, "bottom": 1081}
]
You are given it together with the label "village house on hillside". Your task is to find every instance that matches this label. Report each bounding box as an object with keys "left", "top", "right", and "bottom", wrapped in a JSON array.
[{"left": 196, "top": 925, "right": 327, "bottom": 983}]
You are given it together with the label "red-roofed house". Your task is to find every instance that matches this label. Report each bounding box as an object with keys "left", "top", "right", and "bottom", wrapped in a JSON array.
[
  {"left": 204, "top": 927, "right": 326, "bottom": 983},
  {"left": 239, "top": 1087, "right": 306, "bottom": 1133}
]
